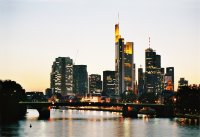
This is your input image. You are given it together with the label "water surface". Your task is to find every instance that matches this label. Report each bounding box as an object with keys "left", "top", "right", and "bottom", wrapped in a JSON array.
[{"left": 0, "top": 109, "right": 199, "bottom": 137}]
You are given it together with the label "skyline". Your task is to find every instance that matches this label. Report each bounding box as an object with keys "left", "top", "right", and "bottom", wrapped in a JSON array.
[{"left": 0, "top": 0, "right": 199, "bottom": 91}]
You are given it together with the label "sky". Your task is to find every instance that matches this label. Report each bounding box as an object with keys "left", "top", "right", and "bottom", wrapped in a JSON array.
[{"left": 0, "top": 0, "right": 199, "bottom": 91}]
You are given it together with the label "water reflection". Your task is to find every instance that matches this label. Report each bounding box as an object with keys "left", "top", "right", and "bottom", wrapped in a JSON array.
[
  {"left": 0, "top": 109, "right": 199, "bottom": 137},
  {"left": 0, "top": 122, "right": 20, "bottom": 137}
]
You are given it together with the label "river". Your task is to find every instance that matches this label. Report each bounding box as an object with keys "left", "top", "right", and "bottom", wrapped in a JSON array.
[{"left": 0, "top": 109, "right": 199, "bottom": 137}]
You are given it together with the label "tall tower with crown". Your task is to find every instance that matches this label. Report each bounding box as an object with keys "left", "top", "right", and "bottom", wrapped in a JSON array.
[{"left": 115, "top": 20, "right": 135, "bottom": 95}]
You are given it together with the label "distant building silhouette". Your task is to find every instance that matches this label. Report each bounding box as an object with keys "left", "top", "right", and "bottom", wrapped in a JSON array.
[
  {"left": 73, "top": 65, "right": 88, "bottom": 95},
  {"left": 50, "top": 57, "right": 73, "bottom": 96},
  {"left": 145, "top": 48, "right": 163, "bottom": 94},
  {"left": 178, "top": 78, "right": 188, "bottom": 89},
  {"left": 45, "top": 88, "right": 53, "bottom": 98},
  {"left": 89, "top": 74, "right": 102, "bottom": 95},
  {"left": 115, "top": 23, "right": 135, "bottom": 95},
  {"left": 138, "top": 67, "right": 144, "bottom": 96},
  {"left": 103, "top": 70, "right": 116, "bottom": 96}
]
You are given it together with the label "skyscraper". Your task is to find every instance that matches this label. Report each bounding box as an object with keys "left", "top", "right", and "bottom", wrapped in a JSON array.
[
  {"left": 138, "top": 67, "right": 144, "bottom": 96},
  {"left": 73, "top": 65, "right": 88, "bottom": 95},
  {"left": 165, "top": 67, "right": 174, "bottom": 91},
  {"left": 145, "top": 48, "right": 162, "bottom": 94},
  {"left": 50, "top": 57, "right": 73, "bottom": 96},
  {"left": 89, "top": 74, "right": 102, "bottom": 95},
  {"left": 103, "top": 71, "right": 116, "bottom": 96},
  {"left": 115, "top": 23, "right": 134, "bottom": 95}
]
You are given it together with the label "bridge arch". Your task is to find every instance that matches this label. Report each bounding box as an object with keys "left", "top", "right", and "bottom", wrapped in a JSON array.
[{"left": 20, "top": 102, "right": 174, "bottom": 119}]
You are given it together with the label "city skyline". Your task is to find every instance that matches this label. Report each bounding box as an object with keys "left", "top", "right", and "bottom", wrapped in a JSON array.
[{"left": 0, "top": 0, "right": 199, "bottom": 91}]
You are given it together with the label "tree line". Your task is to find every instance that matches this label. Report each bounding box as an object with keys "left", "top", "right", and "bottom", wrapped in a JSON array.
[{"left": 175, "top": 85, "right": 200, "bottom": 115}]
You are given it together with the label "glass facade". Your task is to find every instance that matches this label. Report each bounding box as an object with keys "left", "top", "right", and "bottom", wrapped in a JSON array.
[
  {"left": 50, "top": 57, "right": 73, "bottom": 96},
  {"left": 165, "top": 67, "right": 174, "bottom": 91},
  {"left": 145, "top": 48, "right": 163, "bottom": 94},
  {"left": 115, "top": 24, "right": 134, "bottom": 95},
  {"left": 73, "top": 65, "right": 88, "bottom": 95},
  {"left": 103, "top": 71, "right": 116, "bottom": 96},
  {"left": 89, "top": 74, "right": 102, "bottom": 95}
]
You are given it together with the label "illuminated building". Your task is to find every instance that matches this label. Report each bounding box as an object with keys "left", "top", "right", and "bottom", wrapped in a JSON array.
[
  {"left": 145, "top": 48, "right": 163, "bottom": 94},
  {"left": 89, "top": 74, "right": 102, "bottom": 95},
  {"left": 178, "top": 78, "right": 188, "bottom": 89},
  {"left": 164, "top": 67, "right": 174, "bottom": 91},
  {"left": 103, "top": 70, "right": 116, "bottom": 96},
  {"left": 50, "top": 57, "right": 73, "bottom": 96},
  {"left": 73, "top": 65, "right": 88, "bottom": 95},
  {"left": 115, "top": 24, "right": 134, "bottom": 95}
]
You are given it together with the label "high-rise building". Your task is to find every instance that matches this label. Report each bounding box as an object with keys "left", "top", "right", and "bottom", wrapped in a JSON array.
[
  {"left": 103, "top": 71, "right": 116, "bottom": 96},
  {"left": 50, "top": 57, "right": 73, "bottom": 96},
  {"left": 138, "top": 67, "right": 144, "bottom": 96},
  {"left": 89, "top": 74, "right": 102, "bottom": 95},
  {"left": 73, "top": 65, "right": 88, "bottom": 95},
  {"left": 145, "top": 48, "right": 162, "bottom": 94},
  {"left": 164, "top": 67, "right": 174, "bottom": 91},
  {"left": 115, "top": 23, "right": 134, "bottom": 95},
  {"left": 178, "top": 78, "right": 188, "bottom": 89}
]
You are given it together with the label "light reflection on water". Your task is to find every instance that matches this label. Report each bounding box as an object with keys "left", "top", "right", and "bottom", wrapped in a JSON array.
[{"left": 0, "top": 109, "right": 199, "bottom": 137}]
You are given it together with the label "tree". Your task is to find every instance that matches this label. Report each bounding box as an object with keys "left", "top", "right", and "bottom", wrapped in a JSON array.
[
  {"left": 176, "top": 85, "right": 200, "bottom": 114},
  {"left": 0, "top": 80, "right": 27, "bottom": 122}
]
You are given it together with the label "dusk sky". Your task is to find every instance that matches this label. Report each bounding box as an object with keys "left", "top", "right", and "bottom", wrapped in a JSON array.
[{"left": 0, "top": 0, "right": 199, "bottom": 91}]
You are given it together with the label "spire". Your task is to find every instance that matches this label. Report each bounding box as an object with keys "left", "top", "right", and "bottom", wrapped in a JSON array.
[{"left": 118, "top": 12, "right": 119, "bottom": 24}]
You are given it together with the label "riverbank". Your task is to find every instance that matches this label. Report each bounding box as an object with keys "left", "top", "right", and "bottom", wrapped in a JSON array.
[
  {"left": 176, "top": 113, "right": 200, "bottom": 119},
  {"left": 175, "top": 113, "right": 200, "bottom": 125},
  {"left": 59, "top": 106, "right": 122, "bottom": 113}
]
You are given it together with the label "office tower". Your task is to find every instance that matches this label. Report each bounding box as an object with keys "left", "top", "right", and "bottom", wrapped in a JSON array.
[
  {"left": 103, "top": 71, "right": 116, "bottom": 96},
  {"left": 115, "top": 23, "right": 134, "bottom": 95},
  {"left": 138, "top": 67, "right": 144, "bottom": 96},
  {"left": 89, "top": 74, "right": 102, "bottom": 95},
  {"left": 178, "top": 78, "right": 188, "bottom": 89},
  {"left": 50, "top": 57, "right": 73, "bottom": 96},
  {"left": 165, "top": 67, "right": 174, "bottom": 91},
  {"left": 73, "top": 65, "right": 88, "bottom": 95},
  {"left": 145, "top": 48, "right": 162, "bottom": 94},
  {"left": 155, "top": 55, "right": 161, "bottom": 68}
]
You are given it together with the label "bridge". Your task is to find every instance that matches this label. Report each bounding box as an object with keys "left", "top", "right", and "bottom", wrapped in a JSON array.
[{"left": 19, "top": 102, "right": 175, "bottom": 119}]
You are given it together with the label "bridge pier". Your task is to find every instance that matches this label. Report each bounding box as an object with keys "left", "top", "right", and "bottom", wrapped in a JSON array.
[
  {"left": 122, "top": 105, "right": 138, "bottom": 118},
  {"left": 37, "top": 107, "right": 50, "bottom": 119}
]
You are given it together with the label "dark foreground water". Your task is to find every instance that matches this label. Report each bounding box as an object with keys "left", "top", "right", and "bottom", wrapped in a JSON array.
[{"left": 0, "top": 109, "right": 199, "bottom": 137}]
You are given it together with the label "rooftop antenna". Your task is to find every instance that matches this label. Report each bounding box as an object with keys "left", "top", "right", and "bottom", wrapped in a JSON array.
[
  {"left": 149, "top": 37, "right": 151, "bottom": 48},
  {"left": 118, "top": 12, "right": 119, "bottom": 24}
]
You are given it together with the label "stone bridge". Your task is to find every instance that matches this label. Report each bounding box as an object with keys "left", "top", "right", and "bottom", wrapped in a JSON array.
[{"left": 19, "top": 102, "right": 175, "bottom": 119}]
